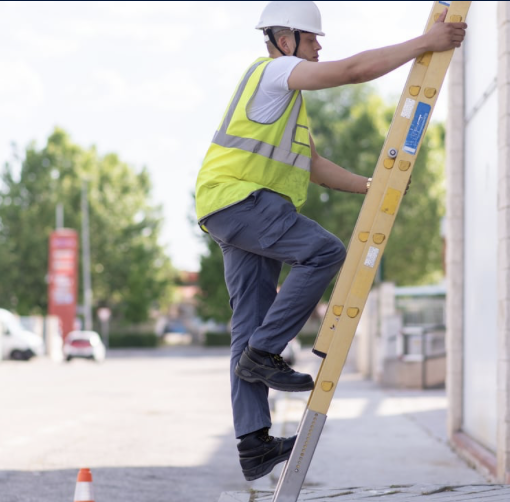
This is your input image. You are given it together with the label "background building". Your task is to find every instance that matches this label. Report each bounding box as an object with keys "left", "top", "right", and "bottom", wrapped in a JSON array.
[{"left": 446, "top": 0, "right": 510, "bottom": 483}]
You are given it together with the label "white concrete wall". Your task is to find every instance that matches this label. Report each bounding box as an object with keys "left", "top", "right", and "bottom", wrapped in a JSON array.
[
  {"left": 496, "top": 0, "right": 510, "bottom": 484},
  {"left": 447, "top": 0, "right": 510, "bottom": 483},
  {"left": 462, "top": 0, "right": 499, "bottom": 451},
  {"left": 446, "top": 37, "right": 465, "bottom": 442}
]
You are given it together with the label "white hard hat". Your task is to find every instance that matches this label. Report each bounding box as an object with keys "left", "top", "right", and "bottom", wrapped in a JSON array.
[{"left": 255, "top": 1, "right": 325, "bottom": 37}]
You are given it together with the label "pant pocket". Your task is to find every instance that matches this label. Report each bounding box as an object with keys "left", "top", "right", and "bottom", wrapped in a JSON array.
[{"left": 259, "top": 211, "right": 297, "bottom": 249}]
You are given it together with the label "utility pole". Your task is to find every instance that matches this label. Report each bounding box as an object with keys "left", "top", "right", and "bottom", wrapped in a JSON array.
[
  {"left": 81, "top": 181, "right": 93, "bottom": 330},
  {"left": 56, "top": 203, "right": 64, "bottom": 229}
]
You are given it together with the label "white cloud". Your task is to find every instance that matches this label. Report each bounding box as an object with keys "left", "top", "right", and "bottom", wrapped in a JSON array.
[
  {"left": 63, "top": 68, "right": 204, "bottom": 113},
  {"left": 0, "top": 60, "right": 44, "bottom": 121},
  {"left": 212, "top": 49, "right": 262, "bottom": 91},
  {"left": 95, "top": 1, "right": 197, "bottom": 17},
  {"left": 6, "top": 3, "right": 194, "bottom": 56},
  {"left": 72, "top": 20, "right": 192, "bottom": 53},
  {"left": 207, "top": 7, "right": 232, "bottom": 32},
  {"left": 117, "top": 136, "right": 180, "bottom": 170},
  {"left": 61, "top": 69, "right": 129, "bottom": 110},
  {"left": 138, "top": 70, "right": 204, "bottom": 111},
  {"left": 10, "top": 26, "right": 80, "bottom": 58}
]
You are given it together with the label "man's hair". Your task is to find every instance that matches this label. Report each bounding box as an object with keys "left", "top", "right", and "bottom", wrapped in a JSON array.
[
  {"left": 271, "top": 26, "right": 294, "bottom": 36},
  {"left": 265, "top": 26, "right": 295, "bottom": 55}
]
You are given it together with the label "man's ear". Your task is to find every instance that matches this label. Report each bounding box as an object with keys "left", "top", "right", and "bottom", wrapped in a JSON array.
[{"left": 277, "top": 34, "right": 293, "bottom": 56}]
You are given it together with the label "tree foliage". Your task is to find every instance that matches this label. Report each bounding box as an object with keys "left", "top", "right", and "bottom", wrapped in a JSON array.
[
  {"left": 0, "top": 128, "right": 175, "bottom": 323},
  {"left": 196, "top": 235, "right": 232, "bottom": 324},
  {"left": 196, "top": 85, "right": 446, "bottom": 322},
  {"left": 303, "top": 85, "right": 445, "bottom": 286}
]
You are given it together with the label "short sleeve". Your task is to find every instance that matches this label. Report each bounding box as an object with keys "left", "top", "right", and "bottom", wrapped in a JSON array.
[{"left": 247, "top": 56, "right": 305, "bottom": 123}]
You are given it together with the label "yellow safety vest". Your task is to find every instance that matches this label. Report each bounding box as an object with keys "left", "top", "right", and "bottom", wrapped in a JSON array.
[{"left": 195, "top": 57, "right": 312, "bottom": 228}]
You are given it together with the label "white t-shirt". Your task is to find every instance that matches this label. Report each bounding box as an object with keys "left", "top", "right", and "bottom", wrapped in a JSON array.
[{"left": 247, "top": 56, "right": 304, "bottom": 124}]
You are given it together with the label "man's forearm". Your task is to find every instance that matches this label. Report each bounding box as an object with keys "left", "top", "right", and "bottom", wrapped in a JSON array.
[
  {"left": 310, "top": 155, "right": 368, "bottom": 194},
  {"left": 343, "top": 36, "right": 429, "bottom": 84}
]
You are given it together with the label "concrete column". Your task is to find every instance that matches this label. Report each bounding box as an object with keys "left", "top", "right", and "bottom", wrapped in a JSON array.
[
  {"left": 357, "top": 290, "right": 377, "bottom": 379},
  {"left": 446, "top": 45, "right": 465, "bottom": 440},
  {"left": 376, "top": 282, "right": 396, "bottom": 383},
  {"left": 497, "top": 0, "right": 510, "bottom": 484}
]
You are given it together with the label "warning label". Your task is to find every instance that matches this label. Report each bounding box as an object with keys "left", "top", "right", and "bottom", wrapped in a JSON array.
[{"left": 403, "top": 102, "right": 431, "bottom": 155}]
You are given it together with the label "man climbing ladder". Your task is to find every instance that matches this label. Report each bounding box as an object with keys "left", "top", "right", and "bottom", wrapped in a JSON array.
[{"left": 195, "top": 0, "right": 467, "bottom": 487}]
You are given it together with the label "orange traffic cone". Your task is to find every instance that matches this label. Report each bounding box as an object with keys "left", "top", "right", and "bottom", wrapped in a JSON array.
[{"left": 73, "top": 468, "right": 95, "bottom": 502}]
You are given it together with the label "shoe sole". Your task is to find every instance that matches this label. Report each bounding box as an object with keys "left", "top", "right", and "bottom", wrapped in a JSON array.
[
  {"left": 235, "top": 367, "right": 314, "bottom": 392},
  {"left": 242, "top": 450, "right": 292, "bottom": 481}
]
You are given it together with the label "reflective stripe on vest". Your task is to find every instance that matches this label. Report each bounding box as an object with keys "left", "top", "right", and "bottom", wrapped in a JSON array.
[{"left": 212, "top": 61, "right": 311, "bottom": 172}]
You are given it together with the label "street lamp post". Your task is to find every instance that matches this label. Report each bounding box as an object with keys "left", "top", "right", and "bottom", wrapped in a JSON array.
[
  {"left": 81, "top": 181, "right": 93, "bottom": 331},
  {"left": 97, "top": 307, "right": 111, "bottom": 349}
]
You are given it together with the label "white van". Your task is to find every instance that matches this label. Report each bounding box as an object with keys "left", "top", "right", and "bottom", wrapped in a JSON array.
[{"left": 0, "top": 309, "right": 45, "bottom": 361}]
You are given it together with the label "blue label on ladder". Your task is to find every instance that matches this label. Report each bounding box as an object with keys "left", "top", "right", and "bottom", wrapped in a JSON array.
[
  {"left": 403, "top": 102, "right": 431, "bottom": 155},
  {"left": 439, "top": 1, "right": 451, "bottom": 6}
]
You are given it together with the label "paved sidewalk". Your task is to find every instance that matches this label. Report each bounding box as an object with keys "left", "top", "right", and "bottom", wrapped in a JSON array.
[
  {"left": 219, "top": 350, "right": 507, "bottom": 501},
  {"left": 219, "top": 484, "right": 510, "bottom": 501}
]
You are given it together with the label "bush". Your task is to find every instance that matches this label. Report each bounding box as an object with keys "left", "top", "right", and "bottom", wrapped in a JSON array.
[
  {"left": 202, "top": 331, "right": 316, "bottom": 347},
  {"left": 297, "top": 332, "right": 317, "bottom": 347},
  {"left": 108, "top": 332, "right": 159, "bottom": 348},
  {"left": 204, "top": 331, "right": 231, "bottom": 347}
]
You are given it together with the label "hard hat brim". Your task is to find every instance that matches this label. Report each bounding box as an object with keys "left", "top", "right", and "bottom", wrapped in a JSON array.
[{"left": 255, "top": 24, "right": 325, "bottom": 37}]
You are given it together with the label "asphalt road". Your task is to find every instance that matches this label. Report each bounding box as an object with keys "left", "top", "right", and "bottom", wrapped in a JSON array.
[
  {"left": 1, "top": 345, "right": 492, "bottom": 502},
  {"left": 0, "top": 346, "right": 249, "bottom": 502}
]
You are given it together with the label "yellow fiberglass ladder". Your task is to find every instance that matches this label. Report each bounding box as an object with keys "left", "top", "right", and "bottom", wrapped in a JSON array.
[{"left": 272, "top": 2, "right": 471, "bottom": 501}]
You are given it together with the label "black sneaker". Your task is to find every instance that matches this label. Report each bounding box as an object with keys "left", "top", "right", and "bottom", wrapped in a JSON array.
[
  {"left": 238, "top": 428, "right": 296, "bottom": 481},
  {"left": 235, "top": 346, "right": 314, "bottom": 392}
]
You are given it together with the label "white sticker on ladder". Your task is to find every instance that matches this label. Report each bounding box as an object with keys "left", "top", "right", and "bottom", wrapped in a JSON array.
[
  {"left": 401, "top": 98, "right": 416, "bottom": 119},
  {"left": 364, "top": 246, "right": 380, "bottom": 268}
]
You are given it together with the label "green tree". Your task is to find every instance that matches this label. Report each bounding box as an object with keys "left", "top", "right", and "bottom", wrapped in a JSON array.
[
  {"left": 0, "top": 128, "right": 175, "bottom": 322},
  {"left": 383, "top": 122, "right": 445, "bottom": 284},
  {"left": 196, "top": 235, "right": 232, "bottom": 324}
]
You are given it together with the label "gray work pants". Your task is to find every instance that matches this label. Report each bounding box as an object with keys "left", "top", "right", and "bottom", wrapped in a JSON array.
[{"left": 203, "top": 189, "right": 346, "bottom": 438}]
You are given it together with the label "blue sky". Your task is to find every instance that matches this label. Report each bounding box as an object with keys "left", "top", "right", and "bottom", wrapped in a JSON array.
[{"left": 1, "top": 1, "right": 445, "bottom": 271}]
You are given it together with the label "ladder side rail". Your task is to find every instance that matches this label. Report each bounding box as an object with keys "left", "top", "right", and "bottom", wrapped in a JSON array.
[
  {"left": 312, "top": 61, "right": 430, "bottom": 356},
  {"left": 312, "top": 0, "right": 470, "bottom": 357},
  {"left": 310, "top": 31, "right": 464, "bottom": 414}
]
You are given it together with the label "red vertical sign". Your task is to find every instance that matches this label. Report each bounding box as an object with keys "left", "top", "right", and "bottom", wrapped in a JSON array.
[{"left": 48, "top": 229, "right": 78, "bottom": 339}]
